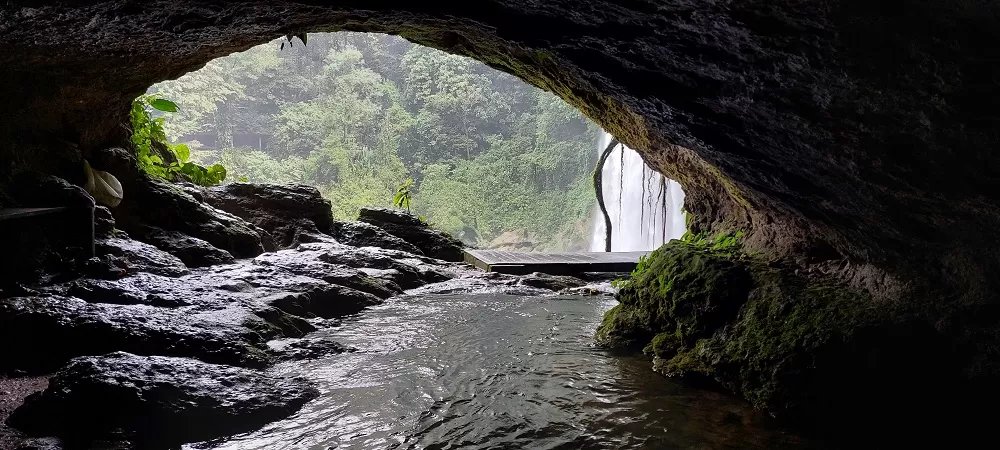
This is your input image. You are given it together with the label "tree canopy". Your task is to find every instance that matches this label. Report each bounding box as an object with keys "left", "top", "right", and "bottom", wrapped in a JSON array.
[{"left": 149, "top": 32, "right": 600, "bottom": 251}]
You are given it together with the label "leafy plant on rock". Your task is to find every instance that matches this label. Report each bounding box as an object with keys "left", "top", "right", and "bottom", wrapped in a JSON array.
[
  {"left": 393, "top": 178, "right": 414, "bottom": 211},
  {"left": 130, "top": 95, "right": 227, "bottom": 186}
]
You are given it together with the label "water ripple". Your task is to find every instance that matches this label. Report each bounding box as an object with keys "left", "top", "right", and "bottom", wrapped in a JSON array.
[{"left": 191, "top": 294, "right": 813, "bottom": 450}]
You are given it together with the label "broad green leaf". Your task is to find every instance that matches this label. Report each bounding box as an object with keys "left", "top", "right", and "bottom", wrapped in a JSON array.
[
  {"left": 149, "top": 98, "right": 179, "bottom": 112},
  {"left": 172, "top": 143, "right": 190, "bottom": 163},
  {"left": 207, "top": 164, "right": 227, "bottom": 183}
]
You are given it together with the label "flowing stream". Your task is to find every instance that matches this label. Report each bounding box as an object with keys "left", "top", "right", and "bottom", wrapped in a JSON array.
[
  {"left": 192, "top": 293, "right": 810, "bottom": 449},
  {"left": 591, "top": 133, "right": 686, "bottom": 252}
]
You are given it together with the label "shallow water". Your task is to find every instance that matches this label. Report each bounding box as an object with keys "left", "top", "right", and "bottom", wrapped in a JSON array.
[{"left": 192, "top": 294, "right": 812, "bottom": 449}]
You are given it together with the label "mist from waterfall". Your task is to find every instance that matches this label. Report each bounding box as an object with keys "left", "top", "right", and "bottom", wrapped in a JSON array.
[{"left": 590, "top": 133, "right": 686, "bottom": 251}]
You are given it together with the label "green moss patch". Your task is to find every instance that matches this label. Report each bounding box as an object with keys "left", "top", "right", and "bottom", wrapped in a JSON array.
[{"left": 595, "top": 236, "right": 950, "bottom": 422}]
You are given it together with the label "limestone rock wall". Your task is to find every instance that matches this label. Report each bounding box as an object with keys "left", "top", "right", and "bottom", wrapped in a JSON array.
[{"left": 1, "top": 1, "right": 998, "bottom": 306}]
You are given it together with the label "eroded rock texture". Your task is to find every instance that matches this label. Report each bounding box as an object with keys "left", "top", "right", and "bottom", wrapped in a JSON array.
[
  {"left": 0, "top": 213, "right": 521, "bottom": 446},
  {"left": 2, "top": 1, "right": 999, "bottom": 305},
  {"left": 358, "top": 207, "right": 465, "bottom": 262},
  {"left": 596, "top": 240, "right": 971, "bottom": 436},
  {"left": 201, "top": 183, "right": 336, "bottom": 250},
  {"left": 1, "top": 0, "right": 999, "bottom": 442},
  {"left": 9, "top": 352, "right": 319, "bottom": 448}
]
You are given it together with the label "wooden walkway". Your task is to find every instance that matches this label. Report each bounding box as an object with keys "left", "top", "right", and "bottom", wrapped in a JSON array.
[{"left": 463, "top": 249, "right": 649, "bottom": 275}]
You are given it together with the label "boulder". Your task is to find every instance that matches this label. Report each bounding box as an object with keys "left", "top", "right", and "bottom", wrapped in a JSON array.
[
  {"left": 329, "top": 220, "right": 423, "bottom": 255},
  {"left": 357, "top": 207, "right": 465, "bottom": 262},
  {"left": 7, "top": 174, "right": 93, "bottom": 210},
  {"left": 92, "top": 206, "right": 116, "bottom": 238},
  {"left": 0, "top": 296, "right": 280, "bottom": 373},
  {"left": 517, "top": 272, "right": 587, "bottom": 292},
  {"left": 8, "top": 352, "right": 318, "bottom": 448},
  {"left": 260, "top": 284, "right": 381, "bottom": 319},
  {"left": 252, "top": 249, "right": 402, "bottom": 298},
  {"left": 116, "top": 177, "right": 264, "bottom": 258},
  {"left": 406, "top": 271, "right": 549, "bottom": 296},
  {"left": 131, "top": 225, "right": 235, "bottom": 268},
  {"left": 298, "top": 242, "right": 455, "bottom": 289},
  {"left": 270, "top": 337, "right": 356, "bottom": 361},
  {"left": 595, "top": 240, "right": 960, "bottom": 429},
  {"left": 93, "top": 236, "right": 189, "bottom": 278},
  {"left": 201, "top": 183, "right": 335, "bottom": 250},
  {"left": 1, "top": 174, "right": 96, "bottom": 283}
]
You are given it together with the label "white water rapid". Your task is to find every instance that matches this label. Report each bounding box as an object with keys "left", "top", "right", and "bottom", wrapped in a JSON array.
[{"left": 590, "top": 132, "right": 686, "bottom": 251}]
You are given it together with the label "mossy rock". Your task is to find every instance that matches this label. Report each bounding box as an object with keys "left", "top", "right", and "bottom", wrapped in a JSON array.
[
  {"left": 596, "top": 238, "right": 958, "bottom": 425},
  {"left": 596, "top": 241, "right": 753, "bottom": 351}
]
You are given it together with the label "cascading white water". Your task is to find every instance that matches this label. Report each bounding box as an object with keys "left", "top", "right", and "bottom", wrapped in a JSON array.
[{"left": 590, "top": 132, "right": 686, "bottom": 251}]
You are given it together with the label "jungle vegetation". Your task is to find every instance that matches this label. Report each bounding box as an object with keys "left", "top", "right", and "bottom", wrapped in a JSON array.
[{"left": 148, "top": 32, "right": 601, "bottom": 250}]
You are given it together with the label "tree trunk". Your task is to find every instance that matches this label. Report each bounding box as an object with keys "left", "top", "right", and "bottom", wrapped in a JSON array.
[{"left": 593, "top": 137, "right": 619, "bottom": 252}]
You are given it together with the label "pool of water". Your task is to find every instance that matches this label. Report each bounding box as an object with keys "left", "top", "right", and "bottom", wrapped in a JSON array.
[{"left": 192, "top": 294, "right": 813, "bottom": 449}]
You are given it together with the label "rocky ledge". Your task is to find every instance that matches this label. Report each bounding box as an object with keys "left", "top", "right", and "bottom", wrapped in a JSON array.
[
  {"left": 595, "top": 237, "right": 987, "bottom": 439},
  {"left": 0, "top": 178, "right": 589, "bottom": 448},
  {"left": 9, "top": 352, "right": 319, "bottom": 448}
]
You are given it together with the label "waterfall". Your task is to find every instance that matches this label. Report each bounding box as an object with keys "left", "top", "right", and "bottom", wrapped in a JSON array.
[{"left": 590, "top": 132, "right": 686, "bottom": 251}]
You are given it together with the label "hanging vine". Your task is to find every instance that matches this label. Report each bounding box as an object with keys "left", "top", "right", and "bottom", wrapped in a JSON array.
[{"left": 594, "top": 137, "right": 620, "bottom": 252}]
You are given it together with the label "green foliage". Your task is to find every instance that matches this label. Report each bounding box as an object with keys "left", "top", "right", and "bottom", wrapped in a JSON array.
[
  {"left": 393, "top": 179, "right": 414, "bottom": 211},
  {"left": 148, "top": 98, "right": 179, "bottom": 112},
  {"left": 597, "top": 237, "right": 884, "bottom": 418},
  {"left": 130, "top": 95, "right": 227, "bottom": 186},
  {"left": 130, "top": 95, "right": 168, "bottom": 178},
  {"left": 148, "top": 32, "right": 602, "bottom": 249},
  {"left": 681, "top": 230, "right": 745, "bottom": 255}
]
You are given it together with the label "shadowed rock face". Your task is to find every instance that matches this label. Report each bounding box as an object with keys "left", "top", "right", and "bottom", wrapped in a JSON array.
[
  {"left": 8, "top": 352, "right": 319, "bottom": 448},
  {"left": 2, "top": 1, "right": 998, "bottom": 304}
]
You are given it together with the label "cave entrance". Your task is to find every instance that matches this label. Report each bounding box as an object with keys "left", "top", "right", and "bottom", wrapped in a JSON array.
[{"left": 142, "top": 32, "right": 684, "bottom": 253}]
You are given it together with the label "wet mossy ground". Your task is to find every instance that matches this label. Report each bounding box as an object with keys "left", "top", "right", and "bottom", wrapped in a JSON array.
[{"left": 597, "top": 238, "right": 965, "bottom": 434}]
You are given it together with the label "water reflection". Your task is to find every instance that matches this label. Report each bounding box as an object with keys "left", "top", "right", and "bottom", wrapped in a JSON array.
[{"left": 191, "top": 294, "right": 812, "bottom": 449}]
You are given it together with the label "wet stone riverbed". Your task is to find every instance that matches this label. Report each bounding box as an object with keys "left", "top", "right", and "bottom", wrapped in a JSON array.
[{"left": 192, "top": 293, "right": 812, "bottom": 450}]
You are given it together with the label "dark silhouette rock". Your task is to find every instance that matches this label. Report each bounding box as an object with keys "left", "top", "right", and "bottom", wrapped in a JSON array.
[
  {"left": 92, "top": 206, "right": 116, "bottom": 238},
  {"left": 329, "top": 220, "right": 423, "bottom": 255},
  {"left": 0, "top": 296, "right": 277, "bottom": 373},
  {"left": 8, "top": 352, "right": 318, "bottom": 448},
  {"left": 252, "top": 248, "right": 402, "bottom": 298},
  {"left": 517, "top": 273, "right": 587, "bottom": 292},
  {"left": 1, "top": 175, "right": 96, "bottom": 283},
  {"left": 358, "top": 208, "right": 465, "bottom": 262},
  {"left": 271, "top": 337, "right": 356, "bottom": 361},
  {"left": 115, "top": 178, "right": 265, "bottom": 258},
  {"left": 201, "top": 183, "right": 335, "bottom": 250},
  {"left": 131, "top": 225, "right": 235, "bottom": 268},
  {"left": 7, "top": 174, "right": 93, "bottom": 210},
  {"left": 93, "top": 236, "right": 188, "bottom": 278}
]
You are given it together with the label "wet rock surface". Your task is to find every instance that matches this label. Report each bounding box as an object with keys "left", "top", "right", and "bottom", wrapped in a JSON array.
[
  {"left": 595, "top": 240, "right": 971, "bottom": 436},
  {"left": 201, "top": 183, "right": 335, "bottom": 251},
  {"left": 9, "top": 352, "right": 319, "bottom": 448},
  {"left": 1, "top": 2, "right": 999, "bottom": 443},
  {"left": 358, "top": 208, "right": 465, "bottom": 262},
  {"left": 270, "top": 337, "right": 356, "bottom": 361},
  {"left": 0, "top": 295, "right": 278, "bottom": 372},
  {"left": 0, "top": 192, "right": 499, "bottom": 446},
  {"left": 406, "top": 269, "right": 588, "bottom": 296},
  {"left": 116, "top": 178, "right": 265, "bottom": 258},
  {"left": 329, "top": 220, "right": 423, "bottom": 255},
  {"left": 93, "top": 236, "right": 189, "bottom": 278},
  {"left": 518, "top": 272, "right": 588, "bottom": 292},
  {"left": 131, "top": 225, "right": 234, "bottom": 268}
]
